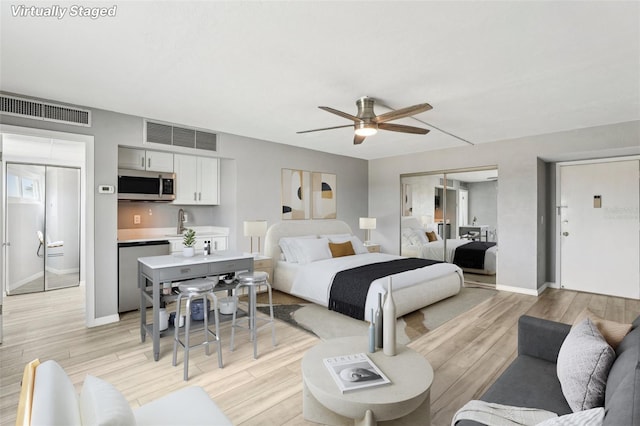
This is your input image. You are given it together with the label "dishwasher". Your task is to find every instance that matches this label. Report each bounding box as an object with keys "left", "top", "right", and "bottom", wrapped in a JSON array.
[{"left": 118, "top": 240, "right": 170, "bottom": 313}]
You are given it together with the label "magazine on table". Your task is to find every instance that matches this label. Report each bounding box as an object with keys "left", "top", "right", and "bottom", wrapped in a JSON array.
[{"left": 323, "top": 353, "right": 391, "bottom": 393}]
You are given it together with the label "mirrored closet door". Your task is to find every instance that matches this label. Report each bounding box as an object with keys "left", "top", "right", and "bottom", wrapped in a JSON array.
[
  {"left": 5, "top": 163, "right": 80, "bottom": 294},
  {"left": 400, "top": 168, "right": 498, "bottom": 285}
]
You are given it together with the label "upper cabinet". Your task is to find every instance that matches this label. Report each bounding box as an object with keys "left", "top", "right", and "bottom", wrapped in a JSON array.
[
  {"left": 173, "top": 154, "right": 219, "bottom": 205},
  {"left": 118, "top": 147, "right": 174, "bottom": 173}
]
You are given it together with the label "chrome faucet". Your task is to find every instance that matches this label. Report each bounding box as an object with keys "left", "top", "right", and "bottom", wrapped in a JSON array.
[{"left": 177, "top": 208, "right": 186, "bottom": 235}]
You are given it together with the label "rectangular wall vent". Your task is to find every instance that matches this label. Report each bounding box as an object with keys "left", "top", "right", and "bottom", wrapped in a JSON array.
[
  {"left": 0, "top": 94, "right": 91, "bottom": 127},
  {"left": 144, "top": 120, "right": 217, "bottom": 152}
]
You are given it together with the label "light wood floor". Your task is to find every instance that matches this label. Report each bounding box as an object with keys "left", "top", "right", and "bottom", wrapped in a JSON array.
[{"left": 1, "top": 285, "right": 639, "bottom": 425}]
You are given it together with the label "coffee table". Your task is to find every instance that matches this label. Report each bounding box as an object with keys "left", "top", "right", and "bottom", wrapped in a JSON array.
[{"left": 302, "top": 336, "right": 433, "bottom": 426}]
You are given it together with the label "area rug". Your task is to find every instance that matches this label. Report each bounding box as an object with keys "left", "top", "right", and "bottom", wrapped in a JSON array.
[{"left": 255, "top": 286, "right": 497, "bottom": 343}]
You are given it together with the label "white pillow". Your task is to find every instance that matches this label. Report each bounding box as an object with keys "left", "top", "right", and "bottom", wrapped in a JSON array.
[
  {"left": 349, "top": 236, "right": 369, "bottom": 254},
  {"left": 80, "top": 375, "right": 136, "bottom": 426},
  {"left": 320, "top": 233, "right": 352, "bottom": 242},
  {"left": 557, "top": 318, "right": 615, "bottom": 412},
  {"left": 411, "top": 228, "right": 429, "bottom": 244},
  {"left": 293, "top": 237, "right": 332, "bottom": 264},
  {"left": 279, "top": 235, "right": 316, "bottom": 263}
]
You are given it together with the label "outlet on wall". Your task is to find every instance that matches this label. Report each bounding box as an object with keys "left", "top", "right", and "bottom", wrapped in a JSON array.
[{"left": 134, "top": 215, "right": 141, "bottom": 224}]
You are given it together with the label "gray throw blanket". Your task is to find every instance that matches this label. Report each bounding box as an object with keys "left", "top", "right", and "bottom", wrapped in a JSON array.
[{"left": 452, "top": 401, "right": 557, "bottom": 426}]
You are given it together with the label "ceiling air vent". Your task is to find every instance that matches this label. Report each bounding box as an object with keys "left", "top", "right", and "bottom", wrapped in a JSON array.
[
  {"left": 0, "top": 94, "right": 91, "bottom": 127},
  {"left": 144, "top": 120, "right": 217, "bottom": 152}
]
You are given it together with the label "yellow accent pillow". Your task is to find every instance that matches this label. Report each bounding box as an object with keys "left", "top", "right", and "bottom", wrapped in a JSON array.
[
  {"left": 573, "top": 308, "right": 632, "bottom": 349},
  {"left": 329, "top": 241, "right": 355, "bottom": 258},
  {"left": 426, "top": 231, "right": 438, "bottom": 242}
]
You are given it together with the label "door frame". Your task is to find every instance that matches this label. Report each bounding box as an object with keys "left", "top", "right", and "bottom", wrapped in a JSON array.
[
  {"left": 554, "top": 155, "right": 640, "bottom": 291},
  {"left": 0, "top": 125, "right": 95, "bottom": 333}
]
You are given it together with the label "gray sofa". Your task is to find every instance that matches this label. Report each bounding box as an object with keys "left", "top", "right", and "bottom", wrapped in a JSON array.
[{"left": 457, "top": 314, "right": 640, "bottom": 425}]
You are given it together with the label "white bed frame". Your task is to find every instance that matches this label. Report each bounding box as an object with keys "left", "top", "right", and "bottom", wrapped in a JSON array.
[{"left": 264, "top": 220, "right": 463, "bottom": 319}]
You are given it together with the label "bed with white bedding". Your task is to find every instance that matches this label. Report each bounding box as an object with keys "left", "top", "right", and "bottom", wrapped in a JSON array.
[
  {"left": 401, "top": 217, "right": 497, "bottom": 275},
  {"left": 264, "top": 220, "right": 463, "bottom": 322}
]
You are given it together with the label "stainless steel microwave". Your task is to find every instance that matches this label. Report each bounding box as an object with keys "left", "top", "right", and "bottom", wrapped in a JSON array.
[{"left": 117, "top": 169, "right": 176, "bottom": 201}]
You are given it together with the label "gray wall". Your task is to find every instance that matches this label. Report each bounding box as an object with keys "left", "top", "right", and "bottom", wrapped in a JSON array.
[
  {"left": 1, "top": 93, "right": 368, "bottom": 323},
  {"left": 369, "top": 120, "right": 640, "bottom": 293},
  {"left": 467, "top": 181, "right": 498, "bottom": 236}
]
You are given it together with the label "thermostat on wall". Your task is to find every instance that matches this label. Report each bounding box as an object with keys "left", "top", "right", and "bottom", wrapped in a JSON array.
[{"left": 98, "top": 184, "right": 115, "bottom": 194}]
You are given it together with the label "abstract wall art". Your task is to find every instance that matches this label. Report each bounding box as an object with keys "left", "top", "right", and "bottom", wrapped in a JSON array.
[
  {"left": 311, "top": 172, "right": 336, "bottom": 219},
  {"left": 281, "top": 168, "right": 310, "bottom": 220}
]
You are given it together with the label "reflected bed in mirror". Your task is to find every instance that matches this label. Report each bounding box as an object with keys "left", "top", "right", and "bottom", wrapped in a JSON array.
[{"left": 400, "top": 168, "right": 498, "bottom": 286}]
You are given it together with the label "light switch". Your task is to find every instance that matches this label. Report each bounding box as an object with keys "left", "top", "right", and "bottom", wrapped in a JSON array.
[
  {"left": 134, "top": 215, "right": 141, "bottom": 224},
  {"left": 594, "top": 195, "right": 602, "bottom": 208}
]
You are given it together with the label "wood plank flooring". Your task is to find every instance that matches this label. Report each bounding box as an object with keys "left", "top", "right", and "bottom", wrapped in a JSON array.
[{"left": 1, "top": 285, "right": 639, "bottom": 425}]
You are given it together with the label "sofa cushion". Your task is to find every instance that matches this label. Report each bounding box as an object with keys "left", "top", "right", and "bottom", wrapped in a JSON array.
[
  {"left": 480, "top": 355, "right": 572, "bottom": 416},
  {"left": 557, "top": 318, "right": 615, "bottom": 412},
  {"left": 80, "top": 374, "right": 136, "bottom": 426},
  {"left": 602, "top": 321, "right": 640, "bottom": 425},
  {"left": 30, "top": 360, "right": 82, "bottom": 426}
]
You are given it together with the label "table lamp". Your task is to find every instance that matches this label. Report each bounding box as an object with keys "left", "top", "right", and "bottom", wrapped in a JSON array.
[
  {"left": 244, "top": 220, "right": 267, "bottom": 255},
  {"left": 359, "top": 217, "right": 376, "bottom": 246}
]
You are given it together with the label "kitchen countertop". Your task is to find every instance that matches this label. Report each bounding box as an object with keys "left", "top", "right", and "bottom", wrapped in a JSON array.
[
  {"left": 118, "top": 226, "right": 229, "bottom": 243},
  {"left": 138, "top": 250, "right": 250, "bottom": 269}
]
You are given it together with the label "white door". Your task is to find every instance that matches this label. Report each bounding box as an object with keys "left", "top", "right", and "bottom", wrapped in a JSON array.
[{"left": 559, "top": 160, "right": 640, "bottom": 299}]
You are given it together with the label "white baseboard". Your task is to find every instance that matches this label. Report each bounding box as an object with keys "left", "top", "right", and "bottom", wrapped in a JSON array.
[
  {"left": 87, "top": 314, "right": 119, "bottom": 328},
  {"left": 496, "top": 282, "right": 548, "bottom": 296}
]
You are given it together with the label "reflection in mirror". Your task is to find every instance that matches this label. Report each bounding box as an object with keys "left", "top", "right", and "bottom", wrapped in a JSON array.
[{"left": 400, "top": 168, "right": 498, "bottom": 286}]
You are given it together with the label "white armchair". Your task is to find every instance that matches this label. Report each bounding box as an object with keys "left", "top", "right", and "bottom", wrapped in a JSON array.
[{"left": 16, "top": 359, "right": 232, "bottom": 426}]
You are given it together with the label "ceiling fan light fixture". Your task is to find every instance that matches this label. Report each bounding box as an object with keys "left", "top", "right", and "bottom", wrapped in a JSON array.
[{"left": 354, "top": 122, "right": 378, "bottom": 137}]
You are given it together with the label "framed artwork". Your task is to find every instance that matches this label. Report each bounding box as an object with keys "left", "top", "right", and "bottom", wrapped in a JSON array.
[
  {"left": 281, "top": 168, "right": 310, "bottom": 220},
  {"left": 312, "top": 172, "right": 337, "bottom": 219}
]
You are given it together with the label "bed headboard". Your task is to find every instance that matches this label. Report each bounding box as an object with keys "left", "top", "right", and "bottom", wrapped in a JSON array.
[
  {"left": 401, "top": 216, "right": 422, "bottom": 229},
  {"left": 264, "top": 220, "right": 353, "bottom": 262}
]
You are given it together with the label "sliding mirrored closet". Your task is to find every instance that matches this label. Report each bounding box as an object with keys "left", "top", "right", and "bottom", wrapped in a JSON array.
[{"left": 400, "top": 167, "right": 498, "bottom": 285}]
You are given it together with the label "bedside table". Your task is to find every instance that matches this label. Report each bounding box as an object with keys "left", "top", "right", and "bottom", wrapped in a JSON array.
[
  {"left": 253, "top": 256, "right": 273, "bottom": 279},
  {"left": 364, "top": 244, "right": 380, "bottom": 253}
]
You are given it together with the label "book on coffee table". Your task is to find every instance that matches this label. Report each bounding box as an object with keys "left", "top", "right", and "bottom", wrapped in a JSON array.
[{"left": 323, "top": 353, "right": 391, "bottom": 393}]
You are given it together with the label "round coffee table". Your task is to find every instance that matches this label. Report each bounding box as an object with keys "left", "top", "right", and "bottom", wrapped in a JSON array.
[{"left": 302, "top": 336, "right": 433, "bottom": 425}]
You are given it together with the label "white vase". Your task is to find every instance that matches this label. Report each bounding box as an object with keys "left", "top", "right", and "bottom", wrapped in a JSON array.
[
  {"left": 183, "top": 247, "right": 195, "bottom": 257},
  {"left": 383, "top": 277, "right": 396, "bottom": 356}
]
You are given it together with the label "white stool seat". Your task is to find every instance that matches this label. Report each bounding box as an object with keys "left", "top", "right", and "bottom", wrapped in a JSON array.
[
  {"left": 173, "top": 278, "right": 223, "bottom": 380},
  {"left": 178, "top": 279, "right": 214, "bottom": 293},
  {"left": 230, "top": 271, "right": 277, "bottom": 359}
]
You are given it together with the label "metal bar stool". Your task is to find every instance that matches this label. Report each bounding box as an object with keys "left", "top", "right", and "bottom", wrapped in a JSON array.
[
  {"left": 172, "top": 278, "right": 223, "bottom": 380},
  {"left": 230, "top": 271, "right": 277, "bottom": 359}
]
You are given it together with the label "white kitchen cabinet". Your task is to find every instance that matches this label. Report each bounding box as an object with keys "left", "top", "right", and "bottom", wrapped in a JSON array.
[
  {"left": 173, "top": 154, "right": 219, "bottom": 205},
  {"left": 118, "top": 147, "right": 174, "bottom": 173}
]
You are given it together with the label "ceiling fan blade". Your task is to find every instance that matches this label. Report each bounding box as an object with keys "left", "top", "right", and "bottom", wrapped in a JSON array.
[
  {"left": 378, "top": 122, "right": 430, "bottom": 135},
  {"left": 296, "top": 124, "right": 354, "bottom": 134},
  {"left": 319, "top": 106, "right": 362, "bottom": 122},
  {"left": 354, "top": 134, "right": 366, "bottom": 145},
  {"left": 374, "top": 103, "right": 433, "bottom": 123}
]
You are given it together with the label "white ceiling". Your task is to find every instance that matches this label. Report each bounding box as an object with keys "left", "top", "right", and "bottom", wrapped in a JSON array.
[{"left": 1, "top": 1, "right": 638, "bottom": 160}]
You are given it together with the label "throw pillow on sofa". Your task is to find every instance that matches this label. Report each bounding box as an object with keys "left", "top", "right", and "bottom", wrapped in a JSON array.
[
  {"left": 573, "top": 307, "right": 632, "bottom": 350},
  {"left": 557, "top": 318, "right": 615, "bottom": 412}
]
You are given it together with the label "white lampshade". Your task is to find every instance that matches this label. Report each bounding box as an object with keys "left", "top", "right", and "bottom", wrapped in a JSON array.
[
  {"left": 244, "top": 220, "right": 268, "bottom": 237},
  {"left": 359, "top": 217, "right": 377, "bottom": 230}
]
